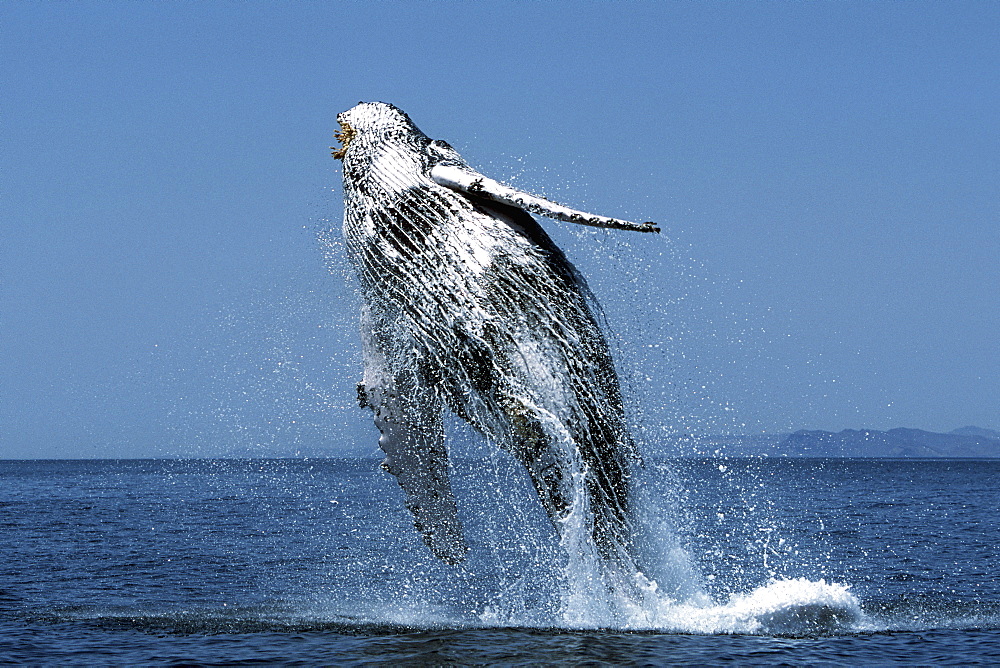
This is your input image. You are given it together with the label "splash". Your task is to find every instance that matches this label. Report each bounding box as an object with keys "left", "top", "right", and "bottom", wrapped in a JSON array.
[
  {"left": 507, "top": 477, "right": 863, "bottom": 634},
  {"left": 639, "top": 578, "right": 863, "bottom": 635}
]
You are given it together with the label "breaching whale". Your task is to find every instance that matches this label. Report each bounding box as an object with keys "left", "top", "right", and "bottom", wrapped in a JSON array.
[{"left": 332, "top": 102, "right": 657, "bottom": 568}]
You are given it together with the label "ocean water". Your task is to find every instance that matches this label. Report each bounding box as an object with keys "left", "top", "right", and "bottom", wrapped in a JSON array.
[{"left": 1, "top": 456, "right": 998, "bottom": 665}]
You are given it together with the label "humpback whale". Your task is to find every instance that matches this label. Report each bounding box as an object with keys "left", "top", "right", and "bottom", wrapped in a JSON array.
[{"left": 333, "top": 102, "right": 657, "bottom": 568}]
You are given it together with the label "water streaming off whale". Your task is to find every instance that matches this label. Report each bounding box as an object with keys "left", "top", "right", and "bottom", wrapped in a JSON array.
[{"left": 333, "top": 102, "right": 654, "bottom": 610}]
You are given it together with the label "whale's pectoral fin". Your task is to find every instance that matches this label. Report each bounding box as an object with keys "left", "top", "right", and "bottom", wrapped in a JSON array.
[
  {"left": 365, "top": 375, "right": 468, "bottom": 565},
  {"left": 429, "top": 164, "right": 659, "bottom": 234}
]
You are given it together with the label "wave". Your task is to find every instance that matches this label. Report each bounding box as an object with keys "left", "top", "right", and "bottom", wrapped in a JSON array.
[
  {"left": 24, "top": 585, "right": 999, "bottom": 639},
  {"left": 633, "top": 578, "right": 864, "bottom": 636}
]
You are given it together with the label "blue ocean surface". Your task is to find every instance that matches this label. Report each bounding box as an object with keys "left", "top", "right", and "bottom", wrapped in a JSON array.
[{"left": 1, "top": 456, "right": 998, "bottom": 665}]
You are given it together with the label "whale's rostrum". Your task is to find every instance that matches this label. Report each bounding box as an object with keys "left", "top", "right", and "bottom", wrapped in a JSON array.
[{"left": 333, "top": 102, "right": 654, "bottom": 575}]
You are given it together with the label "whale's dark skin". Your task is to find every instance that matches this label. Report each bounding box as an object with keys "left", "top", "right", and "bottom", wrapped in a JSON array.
[{"left": 333, "top": 102, "right": 654, "bottom": 569}]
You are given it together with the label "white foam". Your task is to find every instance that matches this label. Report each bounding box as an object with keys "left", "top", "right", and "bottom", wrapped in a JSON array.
[{"left": 619, "top": 577, "right": 865, "bottom": 635}]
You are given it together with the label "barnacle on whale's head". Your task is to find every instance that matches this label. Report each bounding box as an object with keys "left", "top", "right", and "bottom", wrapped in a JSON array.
[
  {"left": 331, "top": 119, "right": 356, "bottom": 160},
  {"left": 333, "top": 102, "right": 424, "bottom": 161}
]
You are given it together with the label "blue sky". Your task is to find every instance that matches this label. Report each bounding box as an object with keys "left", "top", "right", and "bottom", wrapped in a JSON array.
[{"left": 2, "top": 1, "right": 997, "bottom": 458}]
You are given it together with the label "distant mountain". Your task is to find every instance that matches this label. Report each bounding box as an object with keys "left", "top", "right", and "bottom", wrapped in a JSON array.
[
  {"left": 779, "top": 428, "right": 1000, "bottom": 458},
  {"left": 655, "top": 427, "right": 1000, "bottom": 457},
  {"left": 949, "top": 426, "right": 1000, "bottom": 440}
]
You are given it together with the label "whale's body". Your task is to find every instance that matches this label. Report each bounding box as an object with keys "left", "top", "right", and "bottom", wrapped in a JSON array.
[{"left": 334, "top": 102, "right": 653, "bottom": 567}]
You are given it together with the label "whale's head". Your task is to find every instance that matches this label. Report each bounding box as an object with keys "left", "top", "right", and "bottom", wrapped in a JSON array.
[{"left": 333, "top": 102, "right": 425, "bottom": 161}]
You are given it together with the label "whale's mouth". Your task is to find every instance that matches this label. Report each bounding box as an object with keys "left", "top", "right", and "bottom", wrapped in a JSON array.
[{"left": 332, "top": 120, "right": 356, "bottom": 160}]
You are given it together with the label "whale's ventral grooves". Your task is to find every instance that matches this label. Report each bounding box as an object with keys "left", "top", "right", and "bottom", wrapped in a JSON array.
[{"left": 334, "top": 101, "right": 650, "bottom": 568}]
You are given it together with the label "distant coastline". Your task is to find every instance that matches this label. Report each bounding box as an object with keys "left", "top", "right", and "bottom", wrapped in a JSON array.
[
  {"left": 3, "top": 426, "right": 998, "bottom": 460},
  {"left": 660, "top": 426, "right": 1000, "bottom": 458}
]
